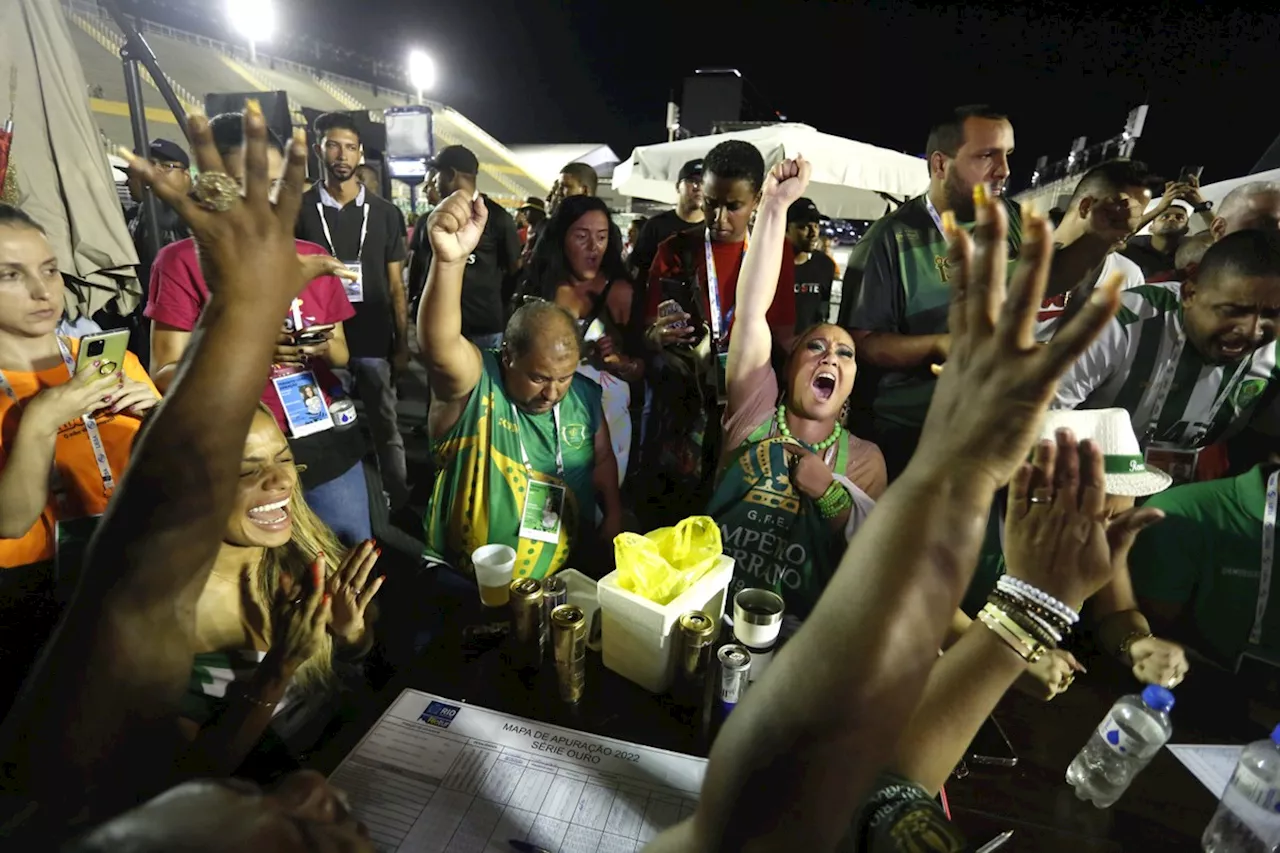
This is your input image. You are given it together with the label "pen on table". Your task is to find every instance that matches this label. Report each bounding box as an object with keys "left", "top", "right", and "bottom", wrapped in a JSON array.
[
  {"left": 975, "top": 829, "right": 1014, "bottom": 853},
  {"left": 508, "top": 841, "right": 554, "bottom": 853}
]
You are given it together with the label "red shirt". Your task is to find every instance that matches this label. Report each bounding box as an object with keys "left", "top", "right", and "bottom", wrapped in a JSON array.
[
  {"left": 145, "top": 238, "right": 355, "bottom": 433},
  {"left": 645, "top": 232, "right": 796, "bottom": 336}
]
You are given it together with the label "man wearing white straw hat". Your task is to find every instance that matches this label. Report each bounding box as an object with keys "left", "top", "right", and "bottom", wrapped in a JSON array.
[
  {"left": 957, "top": 407, "right": 1188, "bottom": 693},
  {"left": 1053, "top": 229, "right": 1280, "bottom": 486}
]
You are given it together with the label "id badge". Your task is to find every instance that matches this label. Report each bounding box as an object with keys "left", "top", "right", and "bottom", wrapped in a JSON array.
[
  {"left": 716, "top": 351, "right": 729, "bottom": 405},
  {"left": 342, "top": 261, "right": 364, "bottom": 303},
  {"left": 271, "top": 369, "right": 335, "bottom": 438},
  {"left": 1144, "top": 442, "right": 1200, "bottom": 486},
  {"left": 519, "top": 479, "right": 566, "bottom": 544}
]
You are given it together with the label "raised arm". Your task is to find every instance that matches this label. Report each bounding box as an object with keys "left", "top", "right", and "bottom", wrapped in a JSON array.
[
  {"left": 891, "top": 434, "right": 1161, "bottom": 793},
  {"left": 725, "top": 157, "right": 809, "bottom": 412},
  {"left": 0, "top": 105, "right": 321, "bottom": 820},
  {"left": 650, "top": 192, "right": 1123, "bottom": 852},
  {"left": 416, "top": 191, "right": 488, "bottom": 435}
]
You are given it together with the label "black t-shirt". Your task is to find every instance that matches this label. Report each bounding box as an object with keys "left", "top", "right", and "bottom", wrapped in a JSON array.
[
  {"left": 1121, "top": 235, "right": 1176, "bottom": 279},
  {"left": 793, "top": 249, "right": 837, "bottom": 330},
  {"left": 297, "top": 186, "right": 407, "bottom": 359},
  {"left": 630, "top": 209, "right": 703, "bottom": 282},
  {"left": 410, "top": 196, "right": 520, "bottom": 336}
]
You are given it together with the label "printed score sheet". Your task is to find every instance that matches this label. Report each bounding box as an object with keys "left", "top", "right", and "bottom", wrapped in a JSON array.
[{"left": 329, "top": 689, "right": 708, "bottom": 852}]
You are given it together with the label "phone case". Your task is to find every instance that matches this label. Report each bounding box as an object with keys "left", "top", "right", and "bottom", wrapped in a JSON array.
[{"left": 74, "top": 330, "right": 131, "bottom": 377}]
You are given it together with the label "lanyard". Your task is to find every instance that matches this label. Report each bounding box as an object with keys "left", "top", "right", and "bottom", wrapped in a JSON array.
[
  {"left": 704, "top": 230, "right": 747, "bottom": 347},
  {"left": 924, "top": 194, "right": 946, "bottom": 236},
  {"left": 1143, "top": 329, "right": 1252, "bottom": 445},
  {"left": 0, "top": 336, "right": 117, "bottom": 500},
  {"left": 1254, "top": 469, "right": 1279, "bottom": 646},
  {"left": 316, "top": 202, "right": 370, "bottom": 262},
  {"left": 510, "top": 401, "right": 564, "bottom": 479}
]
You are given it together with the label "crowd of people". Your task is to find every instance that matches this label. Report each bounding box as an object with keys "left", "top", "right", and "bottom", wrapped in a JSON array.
[{"left": 0, "top": 93, "right": 1279, "bottom": 850}]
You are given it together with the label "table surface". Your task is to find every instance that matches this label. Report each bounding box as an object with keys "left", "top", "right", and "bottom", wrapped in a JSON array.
[{"left": 310, "top": 593, "right": 1270, "bottom": 853}]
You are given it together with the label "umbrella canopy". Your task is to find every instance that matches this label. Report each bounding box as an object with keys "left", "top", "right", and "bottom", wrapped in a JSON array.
[
  {"left": 613, "top": 124, "right": 929, "bottom": 221},
  {"left": 1, "top": 0, "right": 141, "bottom": 320}
]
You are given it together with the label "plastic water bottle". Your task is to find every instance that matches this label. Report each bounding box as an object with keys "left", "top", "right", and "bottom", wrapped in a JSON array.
[
  {"left": 1202, "top": 726, "right": 1280, "bottom": 852},
  {"left": 1065, "top": 685, "right": 1174, "bottom": 807}
]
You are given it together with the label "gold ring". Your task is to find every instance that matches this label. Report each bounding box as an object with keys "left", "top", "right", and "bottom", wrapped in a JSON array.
[{"left": 193, "top": 171, "right": 240, "bottom": 212}]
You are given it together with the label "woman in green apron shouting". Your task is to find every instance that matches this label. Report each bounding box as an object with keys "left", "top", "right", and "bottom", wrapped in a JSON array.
[{"left": 706, "top": 158, "right": 886, "bottom": 625}]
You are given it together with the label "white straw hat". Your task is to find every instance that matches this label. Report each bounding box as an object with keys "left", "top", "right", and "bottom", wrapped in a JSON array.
[{"left": 1038, "top": 408, "right": 1173, "bottom": 497}]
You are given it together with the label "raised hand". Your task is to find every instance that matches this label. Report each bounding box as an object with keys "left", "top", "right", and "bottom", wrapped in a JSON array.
[
  {"left": 429, "top": 190, "right": 489, "bottom": 265},
  {"left": 120, "top": 100, "right": 314, "bottom": 313},
  {"left": 761, "top": 156, "right": 811, "bottom": 207},
  {"left": 1004, "top": 429, "right": 1163, "bottom": 608},
  {"left": 267, "top": 556, "right": 333, "bottom": 676},
  {"left": 911, "top": 189, "right": 1123, "bottom": 491},
  {"left": 324, "top": 541, "right": 384, "bottom": 647}
]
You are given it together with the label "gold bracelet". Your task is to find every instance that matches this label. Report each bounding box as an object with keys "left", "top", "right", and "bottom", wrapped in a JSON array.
[
  {"left": 1117, "top": 629, "right": 1153, "bottom": 662},
  {"left": 979, "top": 605, "right": 1046, "bottom": 663}
]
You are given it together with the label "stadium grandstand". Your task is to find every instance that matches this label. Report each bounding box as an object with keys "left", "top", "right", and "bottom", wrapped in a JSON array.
[{"left": 61, "top": 0, "right": 548, "bottom": 206}]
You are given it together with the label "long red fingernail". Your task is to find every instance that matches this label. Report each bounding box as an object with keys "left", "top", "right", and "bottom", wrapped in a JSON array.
[{"left": 323, "top": 593, "right": 331, "bottom": 604}]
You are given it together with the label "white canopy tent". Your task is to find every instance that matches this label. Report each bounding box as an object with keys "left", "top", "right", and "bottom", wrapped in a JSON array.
[
  {"left": 1, "top": 0, "right": 141, "bottom": 320},
  {"left": 613, "top": 124, "right": 929, "bottom": 221}
]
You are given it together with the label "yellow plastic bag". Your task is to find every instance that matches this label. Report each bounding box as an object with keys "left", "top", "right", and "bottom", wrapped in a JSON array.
[{"left": 614, "top": 516, "right": 722, "bottom": 604}]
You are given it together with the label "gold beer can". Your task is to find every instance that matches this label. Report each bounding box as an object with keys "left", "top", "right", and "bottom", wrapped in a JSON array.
[
  {"left": 676, "top": 611, "right": 717, "bottom": 682},
  {"left": 510, "top": 578, "right": 545, "bottom": 647},
  {"left": 550, "top": 604, "right": 587, "bottom": 703}
]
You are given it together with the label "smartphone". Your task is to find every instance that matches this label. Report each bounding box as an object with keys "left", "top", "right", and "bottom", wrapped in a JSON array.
[
  {"left": 967, "top": 715, "right": 1018, "bottom": 767},
  {"left": 659, "top": 277, "right": 706, "bottom": 346},
  {"left": 294, "top": 324, "right": 334, "bottom": 347},
  {"left": 1179, "top": 165, "right": 1204, "bottom": 184},
  {"left": 74, "top": 329, "right": 130, "bottom": 377}
]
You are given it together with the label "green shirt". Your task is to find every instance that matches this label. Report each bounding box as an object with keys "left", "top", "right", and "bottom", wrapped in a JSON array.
[
  {"left": 1052, "top": 283, "right": 1280, "bottom": 448},
  {"left": 1129, "top": 464, "right": 1280, "bottom": 666},
  {"left": 841, "top": 195, "right": 1022, "bottom": 429},
  {"left": 425, "top": 350, "right": 603, "bottom": 580}
]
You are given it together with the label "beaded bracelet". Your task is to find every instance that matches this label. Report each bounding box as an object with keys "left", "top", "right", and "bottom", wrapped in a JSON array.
[
  {"left": 815, "top": 480, "right": 853, "bottom": 519},
  {"left": 989, "top": 590, "right": 1065, "bottom": 645},
  {"left": 997, "top": 576, "right": 1079, "bottom": 626}
]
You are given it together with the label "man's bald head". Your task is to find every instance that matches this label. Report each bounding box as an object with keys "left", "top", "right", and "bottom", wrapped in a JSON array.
[
  {"left": 501, "top": 302, "right": 581, "bottom": 413},
  {"left": 505, "top": 301, "right": 579, "bottom": 358},
  {"left": 1212, "top": 181, "right": 1280, "bottom": 241}
]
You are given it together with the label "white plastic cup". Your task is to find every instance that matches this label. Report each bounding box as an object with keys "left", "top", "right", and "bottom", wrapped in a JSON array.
[{"left": 472, "top": 544, "right": 517, "bottom": 607}]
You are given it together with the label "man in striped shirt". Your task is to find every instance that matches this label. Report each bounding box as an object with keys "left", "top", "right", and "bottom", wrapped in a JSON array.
[{"left": 1053, "top": 230, "right": 1280, "bottom": 453}]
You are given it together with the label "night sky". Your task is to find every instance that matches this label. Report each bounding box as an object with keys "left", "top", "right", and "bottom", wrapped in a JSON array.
[{"left": 302, "top": 0, "right": 1277, "bottom": 189}]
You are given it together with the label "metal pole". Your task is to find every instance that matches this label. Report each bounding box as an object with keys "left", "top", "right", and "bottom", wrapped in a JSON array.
[
  {"left": 409, "top": 183, "right": 417, "bottom": 216},
  {"left": 100, "top": 0, "right": 190, "bottom": 133},
  {"left": 120, "top": 42, "right": 161, "bottom": 263},
  {"left": 249, "top": 40, "right": 257, "bottom": 64}
]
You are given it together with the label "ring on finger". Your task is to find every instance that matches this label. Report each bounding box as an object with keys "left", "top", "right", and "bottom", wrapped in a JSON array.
[
  {"left": 1029, "top": 495, "right": 1053, "bottom": 505},
  {"left": 193, "top": 171, "right": 240, "bottom": 212}
]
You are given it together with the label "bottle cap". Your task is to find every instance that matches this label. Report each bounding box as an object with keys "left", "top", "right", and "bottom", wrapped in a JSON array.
[
  {"left": 1270, "top": 724, "right": 1280, "bottom": 745},
  {"left": 1141, "top": 684, "right": 1175, "bottom": 713}
]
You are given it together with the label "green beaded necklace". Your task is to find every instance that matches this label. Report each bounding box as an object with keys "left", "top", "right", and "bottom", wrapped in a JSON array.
[{"left": 775, "top": 402, "right": 842, "bottom": 452}]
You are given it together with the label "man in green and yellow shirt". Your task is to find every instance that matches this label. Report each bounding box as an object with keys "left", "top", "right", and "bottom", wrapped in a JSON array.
[
  {"left": 840, "top": 105, "right": 1023, "bottom": 478},
  {"left": 418, "top": 190, "right": 622, "bottom": 581}
]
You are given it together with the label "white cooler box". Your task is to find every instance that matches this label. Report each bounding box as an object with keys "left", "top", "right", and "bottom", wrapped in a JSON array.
[{"left": 596, "top": 555, "right": 734, "bottom": 693}]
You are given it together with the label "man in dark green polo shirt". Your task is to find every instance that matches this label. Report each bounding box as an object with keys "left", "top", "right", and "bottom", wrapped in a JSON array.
[
  {"left": 1129, "top": 463, "right": 1280, "bottom": 669},
  {"left": 840, "top": 105, "right": 1023, "bottom": 478}
]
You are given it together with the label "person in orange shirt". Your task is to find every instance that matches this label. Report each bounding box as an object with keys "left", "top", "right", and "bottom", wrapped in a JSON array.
[{"left": 0, "top": 205, "right": 159, "bottom": 568}]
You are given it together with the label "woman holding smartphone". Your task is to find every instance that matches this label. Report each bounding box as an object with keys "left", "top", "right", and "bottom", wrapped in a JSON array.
[{"left": 0, "top": 205, "right": 159, "bottom": 570}]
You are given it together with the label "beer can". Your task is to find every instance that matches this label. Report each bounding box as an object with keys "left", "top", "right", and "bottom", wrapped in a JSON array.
[
  {"left": 542, "top": 574, "right": 568, "bottom": 613},
  {"left": 510, "top": 578, "right": 545, "bottom": 647},
  {"left": 717, "top": 644, "right": 751, "bottom": 712},
  {"left": 550, "top": 604, "right": 587, "bottom": 703},
  {"left": 676, "top": 611, "right": 716, "bottom": 682}
]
